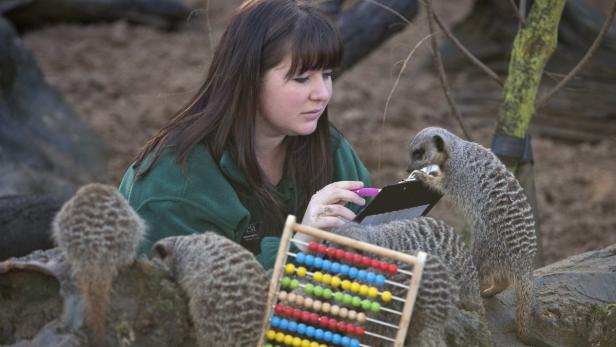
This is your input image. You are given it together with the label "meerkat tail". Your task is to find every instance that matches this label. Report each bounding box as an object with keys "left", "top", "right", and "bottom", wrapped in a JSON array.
[
  {"left": 514, "top": 274, "right": 533, "bottom": 343},
  {"left": 77, "top": 267, "right": 113, "bottom": 347}
]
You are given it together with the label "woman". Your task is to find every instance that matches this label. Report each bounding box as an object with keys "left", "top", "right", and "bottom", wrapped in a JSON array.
[{"left": 119, "top": 0, "right": 371, "bottom": 269}]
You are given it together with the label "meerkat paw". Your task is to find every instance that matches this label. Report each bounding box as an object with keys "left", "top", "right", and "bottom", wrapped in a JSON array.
[{"left": 480, "top": 277, "right": 509, "bottom": 297}]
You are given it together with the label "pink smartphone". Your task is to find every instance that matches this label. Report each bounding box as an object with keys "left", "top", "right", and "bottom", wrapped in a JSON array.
[{"left": 351, "top": 187, "right": 381, "bottom": 197}]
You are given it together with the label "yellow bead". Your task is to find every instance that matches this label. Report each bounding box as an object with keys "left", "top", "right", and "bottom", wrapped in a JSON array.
[
  {"left": 285, "top": 263, "right": 295, "bottom": 274},
  {"left": 322, "top": 273, "right": 332, "bottom": 285},
  {"left": 301, "top": 339, "right": 311, "bottom": 347},
  {"left": 350, "top": 282, "right": 360, "bottom": 293},
  {"left": 267, "top": 330, "right": 276, "bottom": 340},
  {"left": 359, "top": 285, "right": 369, "bottom": 296},
  {"left": 293, "top": 337, "right": 302, "bottom": 346},
  {"left": 313, "top": 271, "right": 323, "bottom": 282},
  {"left": 368, "top": 287, "right": 379, "bottom": 298},
  {"left": 284, "top": 334, "right": 294, "bottom": 345},
  {"left": 297, "top": 266, "right": 307, "bottom": 277},
  {"left": 320, "top": 344, "right": 327, "bottom": 347},
  {"left": 357, "top": 312, "right": 367, "bottom": 323},
  {"left": 322, "top": 302, "right": 331, "bottom": 313},
  {"left": 310, "top": 343, "right": 319, "bottom": 347},
  {"left": 276, "top": 332, "right": 285, "bottom": 342},
  {"left": 330, "top": 276, "right": 341, "bottom": 288},
  {"left": 381, "top": 290, "right": 393, "bottom": 302},
  {"left": 341, "top": 280, "right": 351, "bottom": 290}
]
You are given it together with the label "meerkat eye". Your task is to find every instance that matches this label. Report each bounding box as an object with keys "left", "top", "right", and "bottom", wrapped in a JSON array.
[{"left": 412, "top": 148, "right": 425, "bottom": 160}]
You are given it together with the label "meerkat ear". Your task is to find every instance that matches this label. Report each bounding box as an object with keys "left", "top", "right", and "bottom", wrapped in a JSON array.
[
  {"left": 432, "top": 135, "right": 445, "bottom": 152},
  {"left": 150, "top": 241, "right": 173, "bottom": 260}
]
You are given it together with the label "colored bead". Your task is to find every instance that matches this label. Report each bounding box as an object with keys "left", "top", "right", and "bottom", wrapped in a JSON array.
[
  {"left": 340, "top": 264, "right": 350, "bottom": 275},
  {"left": 342, "top": 336, "right": 350, "bottom": 346},
  {"left": 341, "top": 280, "right": 351, "bottom": 290},
  {"left": 343, "top": 294, "right": 353, "bottom": 305},
  {"left": 329, "top": 319, "right": 338, "bottom": 331},
  {"left": 375, "top": 275, "right": 385, "bottom": 286},
  {"left": 323, "top": 288, "right": 333, "bottom": 300},
  {"left": 319, "top": 316, "right": 329, "bottom": 328},
  {"left": 313, "top": 257, "right": 323, "bottom": 268},
  {"left": 362, "top": 256, "right": 372, "bottom": 267},
  {"left": 296, "top": 252, "right": 305, "bottom": 264},
  {"left": 379, "top": 261, "right": 389, "bottom": 272},
  {"left": 331, "top": 262, "right": 341, "bottom": 274},
  {"left": 357, "top": 312, "right": 366, "bottom": 323},
  {"left": 275, "top": 304, "right": 284, "bottom": 314},
  {"left": 344, "top": 251, "right": 354, "bottom": 261},
  {"left": 381, "top": 290, "right": 392, "bottom": 302},
  {"left": 306, "top": 326, "right": 315, "bottom": 337},
  {"left": 279, "top": 319, "right": 289, "bottom": 330},
  {"left": 264, "top": 344, "right": 273, "bottom": 347},
  {"left": 275, "top": 332, "right": 285, "bottom": 342},
  {"left": 314, "top": 329, "right": 324, "bottom": 340},
  {"left": 312, "top": 300, "right": 322, "bottom": 312},
  {"left": 301, "top": 311, "right": 310, "bottom": 322},
  {"left": 350, "top": 282, "right": 360, "bottom": 293},
  {"left": 313, "top": 286, "right": 323, "bottom": 297},
  {"left": 357, "top": 270, "right": 367, "bottom": 281},
  {"left": 368, "top": 287, "right": 378, "bottom": 298},
  {"left": 305, "top": 255, "right": 314, "bottom": 266},
  {"left": 387, "top": 263, "right": 398, "bottom": 274},
  {"left": 304, "top": 283, "right": 314, "bottom": 295},
  {"left": 371, "top": 259, "right": 381, "bottom": 269},
  {"left": 284, "top": 334, "right": 293, "bottom": 345},
  {"left": 323, "top": 331, "right": 333, "bottom": 342},
  {"left": 301, "top": 339, "right": 311, "bottom": 347},
  {"left": 347, "top": 310, "right": 356, "bottom": 320},
  {"left": 317, "top": 243, "right": 327, "bottom": 254},
  {"left": 351, "top": 296, "right": 362, "bottom": 307},
  {"left": 332, "top": 333, "right": 341, "bottom": 344},
  {"left": 352, "top": 253, "right": 362, "bottom": 264},
  {"left": 361, "top": 299, "right": 371, "bottom": 310},
  {"left": 326, "top": 247, "right": 336, "bottom": 257},
  {"left": 267, "top": 330, "right": 276, "bottom": 340},
  {"left": 295, "top": 295, "right": 304, "bottom": 306},
  {"left": 348, "top": 267, "right": 358, "bottom": 278},
  {"left": 370, "top": 301, "right": 381, "bottom": 313},
  {"left": 322, "top": 273, "right": 332, "bottom": 285},
  {"left": 366, "top": 272, "right": 376, "bottom": 283},
  {"left": 290, "top": 279, "right": 299, "bottom": 289},
  {"left": 355, "top": 326, "right": 365, "bottom": 336},
  {"left": 321, "top": 260, "right": 332, "bottom": 272},
  {"left": 337, "top": 321, "right": 347, "bottom": 331},
  {"left": 359, "top": 284, "right": 369, "bottom": 295},
  {"left": 330, "top": 276, "right": 341, "bottom": 288},
  {"left": 279, "top": 291, "right": 288, "bottom": 301},
  {"left": 331, "top": 305, "right": 340, "bottom": 316},
  {"left": 281, "top": 277, "right": 291, "bottom": 287},
  {"left": 287, "top": 292, "right": 296, "bottom": 303},
  {"left": 292, "top": 337, "right": 301, "bottom": 346},
  {"left": 304, "top": 297, "right": 313, "bottom": 308},
  {"left": 271, "top": 316, "right": 280, "bottom": 327},
  {"left": 309, "top": 313, "right": 319, "bottom": 324},
  {"left": 346, "top": 324, "right": 355, "bottom": 334},
  {"left": 339, "top": 307, "right": 348, "bottom": 318},
  {"left": 283, "top": 305, "right": 293, "bottom": 316},
  {"left": 310, "top": 342, "right": 319, "bottom": 347},
  {"left": 308, "top": 242, "right": 318, "bottom": 252},
  {"left": 313, "top": 271, "right": 323, "bottom": 282},
  {"left": 297, "top": 266, "right": 307, "bottom": 277},
  {"left": 285, "top": 263, "right": 295, "bottom": 274},
  {"left": 322, "top": 302, "right": 331, "bottom": 313},
  {"left": 334, "top": 292, "right": 344, "bottom": 302},
  {"left": 288, "top": 321, "right": 298, "bottom": 332},
  {"left": 292, "top": 308, "right": 302, "bottom": 320},
  {"left": 351, "top": 338, "right": 360, "bottom": 347}
]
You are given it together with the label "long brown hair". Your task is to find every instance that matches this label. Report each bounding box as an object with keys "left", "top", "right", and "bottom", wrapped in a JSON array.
[{"left": 131, "top": 0, "right": 342, "bottom": 230}]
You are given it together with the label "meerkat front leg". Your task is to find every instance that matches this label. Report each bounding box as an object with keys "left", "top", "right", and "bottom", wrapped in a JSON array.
[{"left": 480, "top": 274, "right": 510, "bottom": 297}]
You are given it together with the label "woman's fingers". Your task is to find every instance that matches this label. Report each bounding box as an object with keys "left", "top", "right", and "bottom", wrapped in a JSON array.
[
  {"left": 315, "top": 204, "right": 356, "bottom": 222},
  {"left": 315, "top": 181, "right": 366, "bottom": 206}
]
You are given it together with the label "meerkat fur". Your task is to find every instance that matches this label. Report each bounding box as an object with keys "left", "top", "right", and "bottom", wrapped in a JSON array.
[
  {"left": 151, "top": 232, "right": 268, "bottom": 347},
  {"left": 52, "top": 183, "right": 145, "bottom": 346},
  {"left": 407, "top": 127, "right": 536, "bottom": 342}
]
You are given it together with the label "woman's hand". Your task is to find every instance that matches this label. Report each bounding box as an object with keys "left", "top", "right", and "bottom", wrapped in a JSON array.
[{"left": 294, "top": 181, "right": 366, "bottom": 251}]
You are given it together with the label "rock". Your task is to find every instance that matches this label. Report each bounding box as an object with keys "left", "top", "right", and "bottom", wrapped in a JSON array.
[{"left": 0, "top": 16, "right": 109, "bottom": 197}]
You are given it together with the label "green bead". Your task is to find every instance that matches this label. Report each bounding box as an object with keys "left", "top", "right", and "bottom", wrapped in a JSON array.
[
  {"left": 313, "top": 286, "right": 323, "bottom": 297},
  {"left": 370, "top": 301, "right": 381, "bottom": 313},
  {"left": 335, "top": 292, "right": 344, "bottom": 302},
  {"left": 304, "top": 283, "right": 314, "bottom": 294},
  {"left": 290, "top": 279, "right": 300, "bottom": 289},
  {"left": 264, "top": 344, "right": 273, "bottom": 347},
  {"left": 352, "top": 296, "right": 362, "bottom": 307},
  {"left": 361, "top": 299, "right": 371, "bottom": 310},
  {"left": 343, "top": 294, "right": 353, "bottom": 305},
  {"left": 281, "top": 277, "right": 291, "bottom": 287},
  {"left": 323, "top": 288, "right": 333, "bottom": 299}
]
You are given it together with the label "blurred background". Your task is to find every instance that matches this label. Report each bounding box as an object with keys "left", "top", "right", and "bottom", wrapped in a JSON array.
[{"left": 2, "top": 0, "right": 615, "bottom": 264}]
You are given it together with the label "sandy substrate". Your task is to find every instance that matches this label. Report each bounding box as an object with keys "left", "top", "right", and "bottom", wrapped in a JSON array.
[{"left": 22, "top": 0, "right": 616, "bottom": 264}]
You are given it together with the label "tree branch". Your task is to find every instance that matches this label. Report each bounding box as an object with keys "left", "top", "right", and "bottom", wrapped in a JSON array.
[
  {"left": 537, "top": 1, "right": 616, "bottom": 109},
  {"left": 423, "top": 0, "right": 473, "bottom": 141},
  {"left": 508, "top": 0, "right": 527, "bottom": 25}
]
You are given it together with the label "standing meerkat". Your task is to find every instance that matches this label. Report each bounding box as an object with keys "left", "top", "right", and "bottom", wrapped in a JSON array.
[
  {"left": 52, "top": 183, "right": 145, "bottom": 347},
  {"left": 407, "top": 127, "right": 536, "bottom": 342},
  {"left": 333, "top": 217, "right": 484, "bottom": 317},
  {"left": 151, "top": 232, "right": 269, "bottom": 347}
]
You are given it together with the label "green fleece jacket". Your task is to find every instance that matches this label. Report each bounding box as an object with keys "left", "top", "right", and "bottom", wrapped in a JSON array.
[{"left": 119, "top": 130, "right": 370, "bottom": 270}]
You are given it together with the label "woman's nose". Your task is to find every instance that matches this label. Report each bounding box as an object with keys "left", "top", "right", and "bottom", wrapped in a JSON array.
[{"left": 310, "top": 75, "right": 331, "bottom": 101}]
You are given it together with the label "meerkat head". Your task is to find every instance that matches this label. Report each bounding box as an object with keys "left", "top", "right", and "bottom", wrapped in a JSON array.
[
  {"left": 407, "top": 127, "right": 453, "bottom": 179},
  {"left": 150, "top": 236, "right": 180, "bottom": 272}
]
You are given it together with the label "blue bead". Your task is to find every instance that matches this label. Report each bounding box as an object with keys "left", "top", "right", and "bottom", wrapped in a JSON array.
[
  {"left": 314, "top": 257, "right": 323, "bottom": 268},
  {"left": 306, "top": 326, "right": 315, "bottom": 338},
  {"left": 366, "top": 272, "right": 376, "bottom": 283},
  {"left": 331, "top": 262, "right": 341, "bottom": 273},
  {"left": 340, "top": 264, "right": 350, "bottom": 275},
  {"left": 376, "top": 274, "right": 385, "bottom": 286},
  {"left": 342, "top": 336, "right": 350, "bottom": 346},
  {"left": 288, "top": 321, "right": 297, "bottom": 332},
  {"left": 350, "top": 338, "right": 360, "bottom": 347},
  {"left": 315, "top": 329, "right": 324, "bottom": 340},
  {"left": 271, "top": 316, "right": 280, "bottom": 327},
  {"left": 297, "top": 323, "right": 306, "bottom": 335},
  {"left": 323, "top": 331, "right": 333, "bottom": 342},
  {"left": 357, "top": 270, "right": 367, "bottom": 281},
  {"left": 295, "top": 252, "right": 305, "bottom": 264},
  {"left": 348, "top": 267, "right": 358, "bottom": 278},
  {"left": 322, "top": 260, "right": 332, "bottom": 271},
  {"left": 305, "top": 255, "right": 314, "bottom": 266},
  {"left": 332, "top": 334, "right": 341, "bottom": 344},
  {"left": 279, "top": 319, "right": 289, "bottom": 330}
]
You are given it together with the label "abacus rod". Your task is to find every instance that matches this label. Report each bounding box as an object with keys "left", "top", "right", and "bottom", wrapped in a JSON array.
[
  {"left": 366, "top": 317, "right": 399, "bottom": 329},
  {"left": 364, "top": 330, "right": 397, "bottom": 343}
]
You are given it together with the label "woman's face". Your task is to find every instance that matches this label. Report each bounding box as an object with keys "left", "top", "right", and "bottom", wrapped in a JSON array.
[{"left": 258, "top": 54, "right": 333, "bottom": 138}]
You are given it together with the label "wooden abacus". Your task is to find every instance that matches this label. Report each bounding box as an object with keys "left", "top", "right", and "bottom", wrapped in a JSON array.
[{"left": 259, "top": 215, "right": 427, "bottom": 347}]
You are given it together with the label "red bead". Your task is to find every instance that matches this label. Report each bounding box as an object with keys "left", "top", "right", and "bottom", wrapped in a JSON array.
[
  {"left": 362, "top": 256, "right": 372, "bottom": 266},
  {"left": 379, "top": 262, "right": 389, "bottom": 272},
  {"left": 308, "top": 242, "right": 318, "bottom": 252},
  {"left": 371, "top": 259, "right": 381, "bottom": 269},
  {"left": 336, "top": 249, "right": 346, "bottom": 259},
  {"left": 309, "top": 313, "right": 319, "bottom": 324},
  {"left": 275, "top": 304, "right": 283, "bottom": 314},
  {"left": 388, "top": 263, "right": 398, "bottom": 274},
  {"left": 301, "top": 311, "right": 311, "bottom": 322},
  {"left": 319, "top": 316, "right": 329, "bottom": 328},
  {"left": 317, "top": 243, "right": 327, "bottom": 254},
  {"left": 352, "top": 253, "right": 362, "bottom": 264},
  {"left": 355, "top": 326, "right": 365, "bottom": 336},
  {"left": 337, "top": 321, "right": 347, "bottom": 331},
  {"left": 328, "top": 319, "right": 337, "bottom": 331},
  {"left": 324, "top": 247, "right": 334, "bottom": 257},
  {"left": 346, "top": 325, "right": 355, "bottom": 335},
  {"left": 283, "top": 305, "right": 293, "bottom": 316},
  {"left": 292, "top": 308, "right": 302, "bottom": 319}
]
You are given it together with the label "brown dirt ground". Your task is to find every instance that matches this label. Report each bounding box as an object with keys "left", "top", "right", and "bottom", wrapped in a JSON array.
[{"left": 22, "top": 0, "right": 616, "bottom": 265}]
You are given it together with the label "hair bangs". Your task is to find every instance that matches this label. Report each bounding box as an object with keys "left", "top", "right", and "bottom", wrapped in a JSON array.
[{"left": 286, "top": 10, "right": 342, "bottom": 79}]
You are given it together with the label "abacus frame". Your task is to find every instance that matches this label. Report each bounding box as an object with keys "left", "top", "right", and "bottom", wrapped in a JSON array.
[{"left": 258, "top": 215, "right": 427, "bottom": 347}]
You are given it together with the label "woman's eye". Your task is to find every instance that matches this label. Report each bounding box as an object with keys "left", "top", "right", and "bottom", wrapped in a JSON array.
[
  {"left": 323, "top": 71, "right": 333, "bottom": 79},
  {"left": 293, "top": 76, "right": 309, "bottom": 83}
]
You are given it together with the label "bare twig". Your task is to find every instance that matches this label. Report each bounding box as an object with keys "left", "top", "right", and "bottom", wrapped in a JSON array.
[
  {"left": 508, "top": 0, "right": 527, "bottom": 25},
  {"left": 422, "top": 0, "right": 473, "bottom": 141},
  {"left": 537, "top": 1, "right": 616, "bottom": 109},
  {"left": 361, "top": 0, "right": 415, "bottom": 24},
  {"left": 431, "top": 11, "right": 504, "bottom": 87}
]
